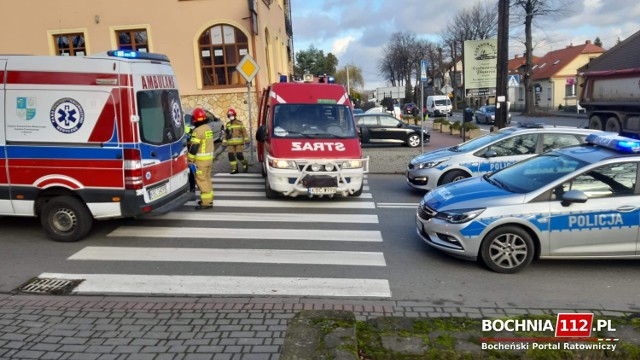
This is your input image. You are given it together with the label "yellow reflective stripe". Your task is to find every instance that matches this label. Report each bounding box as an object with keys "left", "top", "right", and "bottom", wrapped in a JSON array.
[
  {"left": 196, "top": 155, "right": 213, "bottom": 160},
  {"left": 191, "top": 138, "right": 202, "bottom": 144},
  {"left": 188, "top": 154, "right": 196, "bottom": 160},
  {"left": 205, "top": 130, "right": 213, "bottom": 139},
  {"left": 227, "top": 125, "right": 245, "bottom": 129},
  {"left": 227, "top": 140, "right": 244, "bottom": 145},
  {"left": 201, "top": 192, "right": 214, "bottom": 199}
]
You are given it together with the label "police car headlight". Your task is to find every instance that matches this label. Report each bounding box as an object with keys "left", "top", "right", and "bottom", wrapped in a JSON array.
[
  {"left": 436, "top": 208, "right": 485, "bottom": 224},
  {"left": 342, "top": 160, "right": 363, "bottom": 169},
  {"left": 417, "top": 158, "right": 449, "bottom": 169},
  {"left": 269, "top": 159, "right": 297, "bottom": 169}
]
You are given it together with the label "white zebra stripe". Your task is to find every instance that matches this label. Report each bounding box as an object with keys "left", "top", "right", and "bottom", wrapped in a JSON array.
[
  {"left": 185, "top": 199, "right": 375, "bottom": 209},
  {"left": 69, "top": 247, "right": 386, "bottom": 266},
  {"left": 108, "top": 226, "right": 383, "bottom": 242},
  {"left": 152, "top": 212, "right": 379, "bottom": 223},
  {"left": 39, "top": 273, "right": 392, "bottom": 297}
]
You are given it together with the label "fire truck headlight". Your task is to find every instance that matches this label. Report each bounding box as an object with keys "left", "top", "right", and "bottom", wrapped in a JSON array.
[
  {"left": 311, "top": 164, "right": 323, "bottom": 172},
  {"left": 269, "top": 159, "right": 297, "bottom": 169},
  {"left": 324, "top": 164, "right": 335, "bottom": 171},
  {"left": 342, "top": 160, "right": 363, "bottom": 169}
]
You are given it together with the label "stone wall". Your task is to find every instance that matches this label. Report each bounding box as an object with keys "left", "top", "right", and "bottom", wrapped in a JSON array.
[{"left": 181, "top": 91, "right": 260, "bottom": 131}]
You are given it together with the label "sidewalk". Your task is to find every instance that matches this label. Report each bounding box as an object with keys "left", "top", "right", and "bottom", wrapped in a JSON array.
[{"left": 1, "top": 294, "right": 635, "bottom": 359}]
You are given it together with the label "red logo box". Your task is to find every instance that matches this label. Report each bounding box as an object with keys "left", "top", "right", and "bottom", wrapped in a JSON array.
[{"left": 555, "top": 313, "right": 594, "bottom": 337}]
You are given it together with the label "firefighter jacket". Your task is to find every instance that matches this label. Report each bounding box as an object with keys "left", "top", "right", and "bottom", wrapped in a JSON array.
[
  {"left": 222, "top": 119, "right": 249, "bottom": 146},
  {"left": 187, "top": 123, "right": 214, "bottom": 166}
]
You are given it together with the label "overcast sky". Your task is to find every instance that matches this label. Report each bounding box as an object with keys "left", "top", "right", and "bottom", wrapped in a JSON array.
[{"left": 290, "top": 0, "right": 640, "bottom": 89}]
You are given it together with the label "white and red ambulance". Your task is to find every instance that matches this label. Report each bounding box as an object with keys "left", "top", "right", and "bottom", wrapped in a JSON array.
[
  {"left": 255, "top": 77, "right": 368, "bottom": 198},
  {"left": 0, "top": 50, "right": 191, "bottom": 242}
]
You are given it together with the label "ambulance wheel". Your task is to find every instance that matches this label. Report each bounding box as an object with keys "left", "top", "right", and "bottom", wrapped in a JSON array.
[
  {"left": 41, "top": 196, "right": 93, "bottom": 242},
  {"left": 265, "top": 176, "right": 278, "bottom": 199},
  {"left": 479, "top": 226, "right": 534, "bottom": 274},
  {"left": 441, "top": 170, "right": 469, "bottom": 185}
]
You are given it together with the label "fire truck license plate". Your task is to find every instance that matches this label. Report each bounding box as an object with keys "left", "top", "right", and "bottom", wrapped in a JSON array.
[
  {"left": 309, "top": 187, "right": 337, "bottom": 195},
  {"left": 148, "top": 184, "right": 169, "bottom": 201}
]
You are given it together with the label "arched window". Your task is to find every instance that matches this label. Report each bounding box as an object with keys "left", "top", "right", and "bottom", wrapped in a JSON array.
[{"left": 199, "top": 24, "right": 248, "bottom": 88}]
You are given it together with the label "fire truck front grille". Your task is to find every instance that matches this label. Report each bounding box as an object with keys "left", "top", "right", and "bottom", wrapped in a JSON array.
[{"left": 298, "top": 163, "right": 341, "bottom": 172}]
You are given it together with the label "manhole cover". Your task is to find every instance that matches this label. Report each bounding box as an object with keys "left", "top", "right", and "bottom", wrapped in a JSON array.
[{"left": 17, "top": 277, "right": 84, "bottom": 295}]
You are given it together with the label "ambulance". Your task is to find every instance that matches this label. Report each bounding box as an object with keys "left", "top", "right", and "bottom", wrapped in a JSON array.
[
  {"left": 0, "top": 50, "right": 191, "bottom": 242},
  {"left": 255, "top": 77, "right": 368, "bottom": 198}
]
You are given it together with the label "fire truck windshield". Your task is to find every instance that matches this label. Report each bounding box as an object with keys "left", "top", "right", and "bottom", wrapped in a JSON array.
[{"left": 272, "top": 104, "right": 357, "bottom": 139}]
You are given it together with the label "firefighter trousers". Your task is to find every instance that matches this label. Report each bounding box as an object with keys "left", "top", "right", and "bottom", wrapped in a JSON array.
[
  {"left": 227, "top": 144, "right": 247, "bottom": 171},
  {"left": 195, "top": 163, "right": 213, "bottom": 205}
]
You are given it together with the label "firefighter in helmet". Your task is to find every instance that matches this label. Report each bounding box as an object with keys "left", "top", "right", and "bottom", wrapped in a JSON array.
[
  {"left": 187, "top": 108, "right": 214, "bottom": 209},
  {"left": 222, "top": 108, "right": 250, "bottom": 174}
]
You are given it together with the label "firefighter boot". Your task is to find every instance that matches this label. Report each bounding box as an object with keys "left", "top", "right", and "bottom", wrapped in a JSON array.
[
  {"left": 230, "top": 167, "right": 238, "bottom": 174},
  {"left": 242, "top": 160, "right": 248, "bottom": 172}
]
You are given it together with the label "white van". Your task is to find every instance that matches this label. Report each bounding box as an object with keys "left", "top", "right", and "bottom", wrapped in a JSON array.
[{"left": 426, "top": 95, "right": 452, "bottom": 117}]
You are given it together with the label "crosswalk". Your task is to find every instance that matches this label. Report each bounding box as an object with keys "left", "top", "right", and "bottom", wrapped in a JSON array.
[{"left": 35, "top": 173, "right": 393, "bottom": 298}]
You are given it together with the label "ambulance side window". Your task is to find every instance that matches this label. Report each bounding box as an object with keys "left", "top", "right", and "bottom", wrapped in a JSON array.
[
  {"left": 137, "top": 90, "right": 183, "bottom": 145},
  {"left": 554, "top": 162, "right": 638, "bottom": 200}
]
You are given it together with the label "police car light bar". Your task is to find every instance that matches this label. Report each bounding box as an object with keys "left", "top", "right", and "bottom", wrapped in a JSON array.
[
  {"left": 106, "top": 50, "right": 170, "bottom": 62},
  {"left": 586, "top": 133, "right": 640, "bottom": 153}
]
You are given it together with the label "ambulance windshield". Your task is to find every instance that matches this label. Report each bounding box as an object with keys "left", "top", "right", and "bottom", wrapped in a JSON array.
[
  {"left": 137, "top": 89, "right": 184, "bottom": 145},
  {"left": 272, "top": 104, "right": 357, "bottom": 139}
]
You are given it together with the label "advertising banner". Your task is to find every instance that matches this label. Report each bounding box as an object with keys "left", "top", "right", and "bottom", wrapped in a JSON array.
[{"left": 464, "top": 39, "right": 498, "bottom": 97}]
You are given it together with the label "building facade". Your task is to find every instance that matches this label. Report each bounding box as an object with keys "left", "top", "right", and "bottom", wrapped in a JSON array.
[{"left": 0, "top": 0, "right": 293, "bottom": 127}]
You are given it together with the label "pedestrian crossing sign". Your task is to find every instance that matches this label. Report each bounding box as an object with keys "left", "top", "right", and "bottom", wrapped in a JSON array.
[{"left": 508, "top": 75, "right": 520, "bottom": 87}]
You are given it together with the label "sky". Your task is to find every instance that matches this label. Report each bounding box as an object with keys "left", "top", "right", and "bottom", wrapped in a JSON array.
[{"left": 290, "top": 0, "right": 640, "bottom": 90}]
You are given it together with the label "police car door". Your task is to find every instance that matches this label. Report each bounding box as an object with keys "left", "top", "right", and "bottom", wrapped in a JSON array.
[
  {"left": 482, "top": 133, "right": 539, "bottom": 174},
  {"left": 548, "top": 161, "right": 639, "bottom": 256}
]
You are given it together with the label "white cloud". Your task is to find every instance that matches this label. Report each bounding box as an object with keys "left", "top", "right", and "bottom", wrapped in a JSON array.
[{"left": 331, "top": 36, "right": 355, "bottom": 56}]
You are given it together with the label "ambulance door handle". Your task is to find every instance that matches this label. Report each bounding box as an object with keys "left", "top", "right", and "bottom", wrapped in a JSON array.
[
  {"left": 172, "top": 153, "right": 179, "bottom": 159},
  {"left": 616, "top": 206, "right": 637, "bottom": 213}
]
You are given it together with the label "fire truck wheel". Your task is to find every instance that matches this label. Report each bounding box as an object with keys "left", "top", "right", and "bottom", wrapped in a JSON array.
[
  {"left": 265, "top": 176, "right": 279, "bottom": 199},
  {"left": 40, "top": 196, "right": 93, "bottom": 242},
  {"left": 351, "top": 185, "right": 363, "bottom": 197}
]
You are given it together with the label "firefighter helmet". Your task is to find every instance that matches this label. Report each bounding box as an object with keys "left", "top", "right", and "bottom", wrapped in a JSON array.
[
  {"left": 192, "top": 108, "right": 207, "bottom": 125},
  {"left": 227, "top": 108, "right": 237, "bottom": 118}
]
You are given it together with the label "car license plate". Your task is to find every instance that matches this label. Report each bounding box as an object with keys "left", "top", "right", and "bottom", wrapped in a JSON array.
[
  {"left": 308, "top": 187, "right": 337, "bottom": 195},
  {"left": 148, "top": 183, "right": 169, "bottom": 201}
]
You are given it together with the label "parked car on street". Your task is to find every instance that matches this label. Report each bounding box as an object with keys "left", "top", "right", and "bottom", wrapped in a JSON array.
[
  {"left": 406, "top": 123, "right": 601, "bottom": 191},
  {"left": 474, "top": 105, "right": 512, "bottom": 124},
  {"left": 365, "top": 105, "right": 402, "bottom": 119},
  {"left": 416, "top": 133, "right": 640, "bottom": 273},
  {"left": 184, "top": 107, "right": 224, "bottom": 143},
  {"left": 356, "top": 113, "right": 430, "bottom": 147}
]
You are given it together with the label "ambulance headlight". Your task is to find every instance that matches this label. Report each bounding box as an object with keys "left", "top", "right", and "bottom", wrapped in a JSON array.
[
  {"left": 435, "top": 208, "right": 485, "bottom": 224},
  {"left": 269, "top": 159, "right": 297, "bottom": 170},
  {"left": 342, "top": 160, "right": 363, "bottom": 169}
]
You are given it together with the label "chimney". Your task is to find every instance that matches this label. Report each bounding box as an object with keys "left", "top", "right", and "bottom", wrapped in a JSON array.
[{"left": 585, "top": 40, "right": 591, "bottom": 44}]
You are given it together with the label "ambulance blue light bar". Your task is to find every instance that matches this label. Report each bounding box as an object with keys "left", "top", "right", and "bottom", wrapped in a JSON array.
[
  {"left": 586, "top": 133, "right": 640, "bottom": 153},
  {"left": 106, "top": 50, "right": 170, "bottom": 62}
]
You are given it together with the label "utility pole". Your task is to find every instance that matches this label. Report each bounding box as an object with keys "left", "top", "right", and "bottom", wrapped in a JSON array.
[
  {"left": 496, "top": 0, "right": 509, "bottom": 129},
  {"left": 346, "top": 64, "right": 350, "bottom": 96}
]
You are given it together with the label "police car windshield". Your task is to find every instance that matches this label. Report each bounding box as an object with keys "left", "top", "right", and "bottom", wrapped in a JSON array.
[
  {"left": 487, "top": 152, "right": 589, "bottom": 193},
  {"left": 272, "top": 104, "right": 357, "bottom": 139},
  {"left": 452, "top": 129, "right": 515, "bottom": 152}
]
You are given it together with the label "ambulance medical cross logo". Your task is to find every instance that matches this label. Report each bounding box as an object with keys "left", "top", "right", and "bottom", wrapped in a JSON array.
[{"left": 50, "top": 98, "right": 85, "bottom": 134}]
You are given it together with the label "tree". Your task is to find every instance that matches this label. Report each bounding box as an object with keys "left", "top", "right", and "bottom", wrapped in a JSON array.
[
  {"left": 334, "top": 64, "right": 364, "bottom": 99},
  {"left": 294, "top": 45, "right": 338, "bottom": 79},
  {"left": 594, "top": 36, "right": 603, "bottom": 48},
  {"left": 511, "top": 0, "right": 569, "bottom": 115}
]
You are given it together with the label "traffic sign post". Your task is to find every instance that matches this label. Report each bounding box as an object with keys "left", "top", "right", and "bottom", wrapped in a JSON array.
[
  {"left": 420, "top": 60, "right": 427, "bottom": 154},
  {"left": 236, "top": 55, "right": 260, "bottom": 162}
]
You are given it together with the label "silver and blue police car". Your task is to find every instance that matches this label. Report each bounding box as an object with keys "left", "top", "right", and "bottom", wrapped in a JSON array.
[
  {"left": 416, "top": 133, "right": 640, "bottom": 273},
  {"left": 406, "top": 124, "right": 601, "bottom": 191}
]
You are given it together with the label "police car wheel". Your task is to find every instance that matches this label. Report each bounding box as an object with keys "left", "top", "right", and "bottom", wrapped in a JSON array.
[
  {"left": 407, "top": 134, "right": 421, "bottom": 147},
  {"left": 480, "top": 226, "right": 534, "bottom": 274},
  {"left": 441, "top": 170, "right": 469, "bottom": 185},
  {"left": 40, "top": 196, "right": 93, "bottom": 242}
]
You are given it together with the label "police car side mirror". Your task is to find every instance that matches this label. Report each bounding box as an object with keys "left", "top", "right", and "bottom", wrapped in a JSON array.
[
  {"left": 256, "top": 125, "right": 266, "bottom": 143},
  {"left": 561, "top": 190, "right": 588, "bottom": 207},
  {"left": 484, "top": 149, "right": 498, "bottom": 158}
]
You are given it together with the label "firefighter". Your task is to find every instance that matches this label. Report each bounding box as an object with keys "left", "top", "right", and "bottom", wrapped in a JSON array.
[
  {"left": 187, "top": 108, "right": 214, "bottom": 210},
  {"left": 222, "top": 108, "right": 250, "bottom": 174}
]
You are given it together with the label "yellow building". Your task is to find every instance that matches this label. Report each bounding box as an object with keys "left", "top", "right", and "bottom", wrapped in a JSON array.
[{"left": 0, "top": 0, "right": 293, "bottom": 125}]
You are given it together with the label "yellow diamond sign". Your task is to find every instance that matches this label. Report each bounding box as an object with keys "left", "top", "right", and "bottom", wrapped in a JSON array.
[{"left": 236, "top": 54, "right": 260, "bottom": 82}]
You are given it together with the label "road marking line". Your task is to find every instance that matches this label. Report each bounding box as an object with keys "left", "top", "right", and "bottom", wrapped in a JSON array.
[
  {"left": 108, "top": 227, "right": 383, "bottom": 242},
  {"left": 39, "top": 273, "right": 392, "bottom": 298},
  {"left": 69, "top": 247, "right": 386, "bottom": 266},
  {"left": 206, "top": 191, "right": 372, "bottom": 198},
  {"left": 152, "top": 212, "right": 379, "bottom": 223},
  {"left": 211, "top": 184, "right": 370, "bottom": 191},
  {"left": 185, "top": 199, "right": 375, "bottom": 209}
]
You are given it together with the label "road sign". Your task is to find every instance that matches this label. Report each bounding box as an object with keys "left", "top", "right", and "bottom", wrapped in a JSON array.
[
  {"left": 420, "top": 60, "right": 427, "bottom": 82},
  {"left": 441, "top": 84, "right": 453, "bottom": 94},
  {"left": 236, "top": 54, "right": 260, "bottom": 82},
  {"left": 508, "top": 75, "right": 520, "bottom": 87}
]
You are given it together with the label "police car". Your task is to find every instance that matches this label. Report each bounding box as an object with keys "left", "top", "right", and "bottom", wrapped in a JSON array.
[
  {"left": 406, "top": 124, "right": 601, "bottom": 191},
  {"left": 416, "top": 133, "right": 640, "bottom": 273}
]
